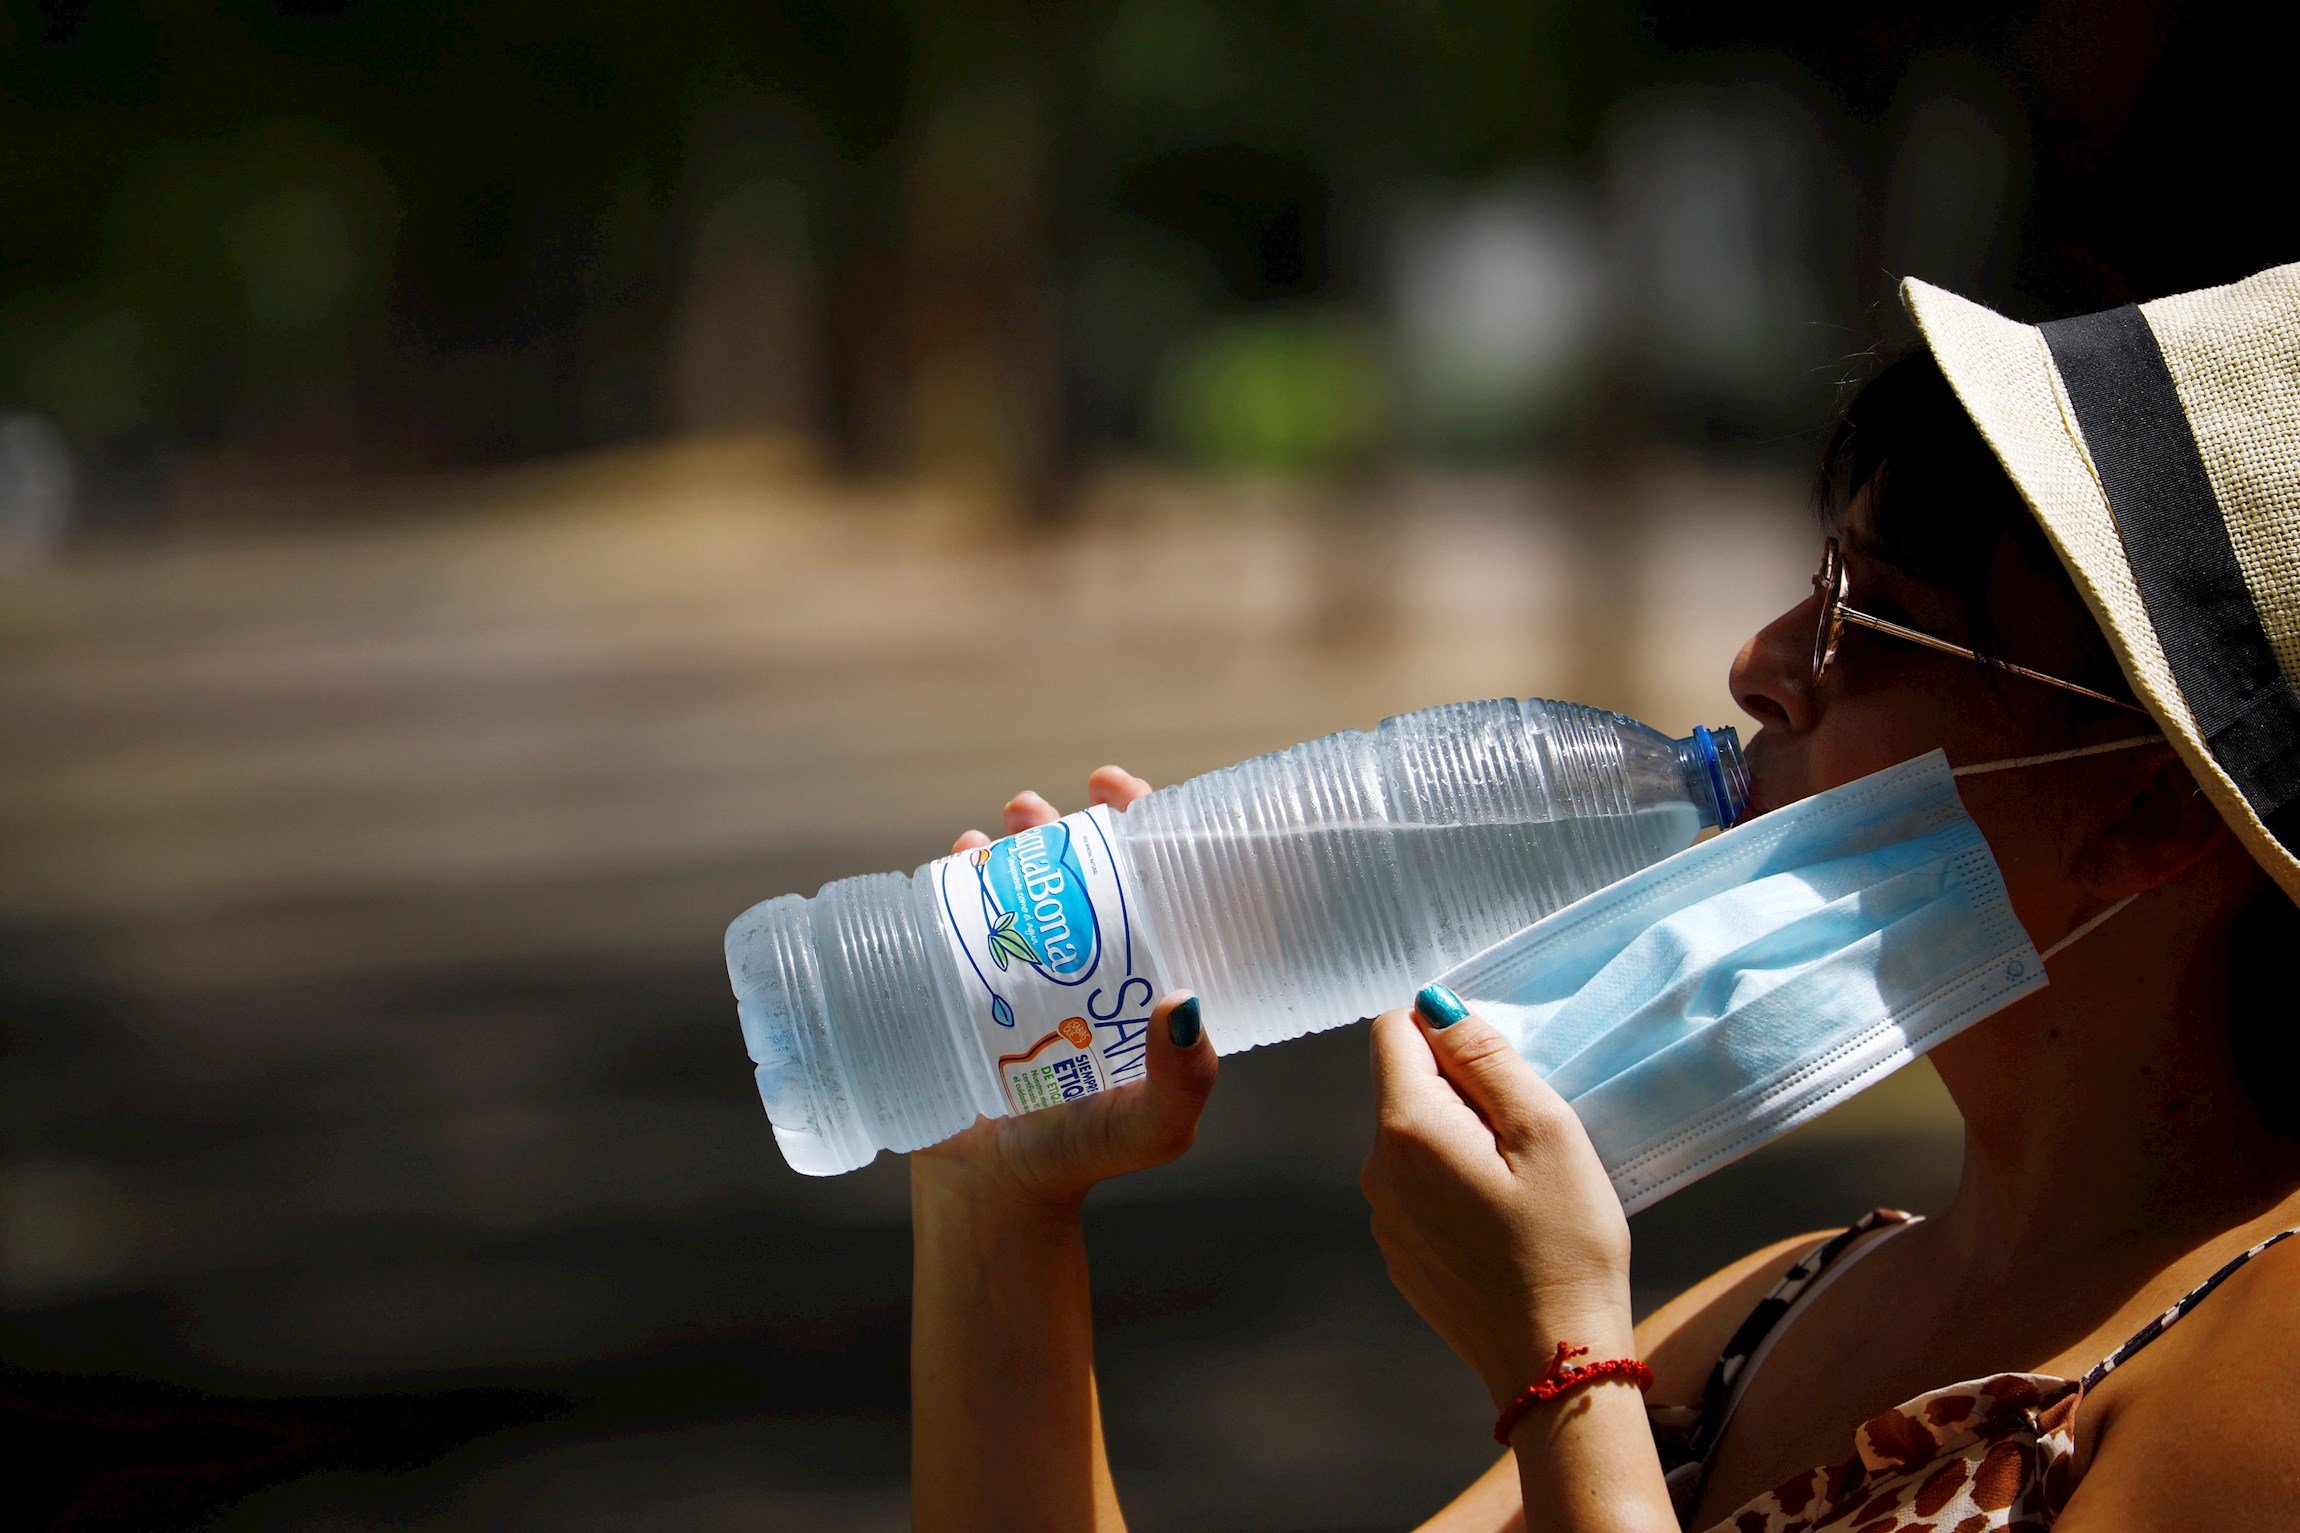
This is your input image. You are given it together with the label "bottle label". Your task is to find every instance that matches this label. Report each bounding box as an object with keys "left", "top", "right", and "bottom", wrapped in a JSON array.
[{"left": 929, "top": 804, "right": 1164, "bottom": 1115}]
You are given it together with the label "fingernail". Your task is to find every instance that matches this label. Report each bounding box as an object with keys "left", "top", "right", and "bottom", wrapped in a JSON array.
[
  {"left": 1167, "top": 995, "right": 1202, "bottom": 1048},
  {"left": 1415, "top": 983, "right": 1469, "bottom": 1030}
]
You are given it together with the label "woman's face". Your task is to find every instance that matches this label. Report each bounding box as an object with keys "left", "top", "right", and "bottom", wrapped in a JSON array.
[{"left": 1728, "top": 489, "right": 2159, "bottom": 933}]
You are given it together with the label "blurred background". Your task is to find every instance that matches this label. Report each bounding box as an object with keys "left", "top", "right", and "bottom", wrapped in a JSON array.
[{"left": 3, "top": 3, "right": 2293, "bottom": 1528}]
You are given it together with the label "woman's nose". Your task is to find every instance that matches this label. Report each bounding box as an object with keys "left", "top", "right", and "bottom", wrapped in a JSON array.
[{"left": 1730, "top": 596, "right": 1821, "bottom": 734}]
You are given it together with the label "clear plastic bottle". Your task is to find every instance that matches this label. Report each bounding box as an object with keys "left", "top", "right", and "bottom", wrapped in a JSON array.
[{"left": 727, "top": 699, "right": 1749, "bottom": 1174}]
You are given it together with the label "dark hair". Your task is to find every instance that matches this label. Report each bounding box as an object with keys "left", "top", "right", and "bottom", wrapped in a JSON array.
[
  {"left": 1815, "top": 352, "right": 2300, "bottom": 1137},
  {"left": 1812, "top": 352, "right": 2124, "bottom": 698}
]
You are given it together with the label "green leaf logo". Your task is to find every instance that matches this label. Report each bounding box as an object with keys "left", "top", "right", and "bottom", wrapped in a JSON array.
[{"left": 986, "top": 910, "right": 1041, "bottom": 971}]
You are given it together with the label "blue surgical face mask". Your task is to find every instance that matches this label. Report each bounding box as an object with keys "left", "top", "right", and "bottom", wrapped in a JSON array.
[{"left": 1434, "top": 738, "right": 2156, "bottom": 1213}]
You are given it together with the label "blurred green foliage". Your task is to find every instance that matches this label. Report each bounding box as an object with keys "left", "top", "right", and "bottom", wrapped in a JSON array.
[
  {"left": 1150, "top": 310, "right": 1391, "bottom": 473},
  {"left": 0, "top": 0, "right": 1661, "bottom": 481},
  {"left": 7, "top": 0, "right": 2275, "bottom": 491},
  {"left": 5, "top": 121, "right": 389, "bottom": 445}
]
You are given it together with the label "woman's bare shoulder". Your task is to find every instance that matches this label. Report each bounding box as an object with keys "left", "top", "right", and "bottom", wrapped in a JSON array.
[
  {"left": 2056, "top": 1235, "right": 2300, "bottom": 1530},
  {"left": 1634, "top": 1230, "right": 1837, "bottom": 1405}
]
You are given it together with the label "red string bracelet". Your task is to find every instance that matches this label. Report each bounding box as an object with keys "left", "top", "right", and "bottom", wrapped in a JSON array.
[{"left": 1492, "top": 1341, "right": 1655, "bottom": 1445}]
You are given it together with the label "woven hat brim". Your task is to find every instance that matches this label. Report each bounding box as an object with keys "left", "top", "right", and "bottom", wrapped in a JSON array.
[{"left": 1902, "top": 276, "right": 2300, "bottom": 903}]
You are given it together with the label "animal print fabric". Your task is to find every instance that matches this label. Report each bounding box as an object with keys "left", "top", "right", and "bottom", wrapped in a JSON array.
[{"left": 1650, "top": 1212, "right": 2296, "bottom": 1531}]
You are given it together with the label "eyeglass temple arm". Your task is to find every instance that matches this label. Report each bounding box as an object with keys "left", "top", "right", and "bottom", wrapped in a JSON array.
[{"left": 1836, "top": 605, "right": 2153, "bottom": 716}]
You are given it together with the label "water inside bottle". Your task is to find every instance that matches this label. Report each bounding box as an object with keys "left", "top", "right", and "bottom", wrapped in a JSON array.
[{"left": 1122, "top": 801, "right": 1703, "bottom": 1048}]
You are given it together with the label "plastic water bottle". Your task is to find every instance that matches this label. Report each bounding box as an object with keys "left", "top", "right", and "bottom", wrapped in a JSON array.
[{"left": 727, "top": 699, "right": 1749, "bottom": 1174}]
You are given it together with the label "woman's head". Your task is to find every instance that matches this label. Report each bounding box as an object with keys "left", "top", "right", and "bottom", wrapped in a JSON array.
[
  {"left": 1749, "top": 271, "right": 2300, "bottom": 1149},
  {"left": 1731, "top": 353, "right": 2254, "bottom": 948},
  {"left": 1732, "top": 349, "right": 2300, "bottom": 1134}
]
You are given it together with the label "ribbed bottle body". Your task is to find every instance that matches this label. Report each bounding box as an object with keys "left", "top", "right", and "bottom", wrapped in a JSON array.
[{"left": 1111, "top": 700, "right": 1707, "bottom": 1053}]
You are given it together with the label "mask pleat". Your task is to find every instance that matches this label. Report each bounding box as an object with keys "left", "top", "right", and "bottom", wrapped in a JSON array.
[{"left": 1436, "top": 751, "right": 2048, "bottom": 1213}]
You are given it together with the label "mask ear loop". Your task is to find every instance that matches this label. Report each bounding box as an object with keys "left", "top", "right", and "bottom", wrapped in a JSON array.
[
  {"left": 1950, "top": 734, "right": 2163, "bottom": 965},
  {"left": 2038, "top": 893, "right": 2138, "bottom": 963},
  {"left": 1950, "top": 735, "right": 2163, "bottom": 777}
]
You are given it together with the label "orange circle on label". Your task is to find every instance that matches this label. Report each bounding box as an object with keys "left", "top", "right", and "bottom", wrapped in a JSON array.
[{"left": 1058, "top": 1016, "right": 1092, "bottom": 1050}]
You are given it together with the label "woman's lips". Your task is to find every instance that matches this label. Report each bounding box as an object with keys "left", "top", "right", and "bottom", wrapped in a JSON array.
[{"left": 1739, "top": 740, "right": 1785, "bottom": 819}]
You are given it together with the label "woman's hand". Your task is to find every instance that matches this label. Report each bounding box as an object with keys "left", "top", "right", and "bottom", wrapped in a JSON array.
[
  {"left": 912, "top": 765, "right": 1203, "bottom": 1531},
  {"left": 914, "top": 765, "right": 1219, "bottom": 1215},
  {"left": 1361, "top": 986, "right": 1635, "bottom": 1412}
]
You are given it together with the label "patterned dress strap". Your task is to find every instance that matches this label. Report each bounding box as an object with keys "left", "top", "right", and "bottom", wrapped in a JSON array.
[
  {"left": 2079, "top": 1226, "right": 2300, "bottom": 1391},
  {"left": 1668, "top": 1209, "right": 1915, "bottom": 1479}
]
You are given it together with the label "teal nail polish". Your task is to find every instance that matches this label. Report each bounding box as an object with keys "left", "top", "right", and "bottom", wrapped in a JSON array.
[
  {"left": 1167, "top": 995, "right": 1202, "bottom": 1048},
  {"left": 1415, "top": 983, "right": 1470, "bottom": 1029}
]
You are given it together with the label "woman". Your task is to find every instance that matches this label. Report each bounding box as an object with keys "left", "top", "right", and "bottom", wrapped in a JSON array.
[{"left": 911, "top": 265, "right": 2300, "bottom": 1530}]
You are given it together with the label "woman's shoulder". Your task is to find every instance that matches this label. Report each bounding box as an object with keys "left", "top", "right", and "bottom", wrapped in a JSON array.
[
  {"left": 2060, "top": 1230, "right": 2300, "bottom": 1527},
  {"left": 1634, "top": 1227, "right": 1840, "bottom": 1405},
  {"left": 2087, "top": 1220, "right": 2300, "bottom": 1397}
]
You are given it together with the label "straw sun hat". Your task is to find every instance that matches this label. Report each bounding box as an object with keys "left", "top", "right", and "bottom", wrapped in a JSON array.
[{"left": 1904, "top": 263, "right": 2300, "bottom": 903}]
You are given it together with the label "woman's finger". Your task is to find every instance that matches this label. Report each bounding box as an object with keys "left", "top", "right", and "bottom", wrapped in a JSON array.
[
  {"left": 1368, "top": 1006, "right": 1477, "bottom": 1132},
  {"left": 1087, "top": 764, "right": 1154, "bottom": 811},
  {"left": 1411, "top": 983, "right": 1570, "bottom": 1156},
  {"left": 951, "top": 828, "right": 991, "bottom": 855},
  {"left": 1004, "top": 790, "right": 1060, "bottom": 834}
]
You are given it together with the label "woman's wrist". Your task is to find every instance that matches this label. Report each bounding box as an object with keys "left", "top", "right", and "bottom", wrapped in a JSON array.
[
  {"left": 911, "top": 1150, "right": 1088, "bottom": 1232},
  {"left": 1496, "top": 1306, "right": 1675, "bottom": 1533},
  {"left": 1481, "top": 1299, "right": 1638, "bottom": 1412}
]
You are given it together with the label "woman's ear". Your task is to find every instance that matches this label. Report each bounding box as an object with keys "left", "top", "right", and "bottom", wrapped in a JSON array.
[{"left": 2072, "top": 755, "right": 2230, "bottom": 897}]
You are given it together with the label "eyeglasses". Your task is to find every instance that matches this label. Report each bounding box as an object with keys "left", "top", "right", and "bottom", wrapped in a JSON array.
[{"left": 1811, "top": 536, "right": 2150, "bottom": 715}]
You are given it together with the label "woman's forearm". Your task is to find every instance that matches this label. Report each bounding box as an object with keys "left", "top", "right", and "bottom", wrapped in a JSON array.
[
  {"left": 910, "top": 1157, "right": 1127, "bottom": 1533},
  {"left": 1504, "top": 1313, "right": 1677, "bottom": 1533}
]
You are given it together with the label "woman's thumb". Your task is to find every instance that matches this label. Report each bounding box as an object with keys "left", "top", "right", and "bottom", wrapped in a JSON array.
[{"left": 1111, "top": 991, "right": 1218, "bottom": 1160}]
